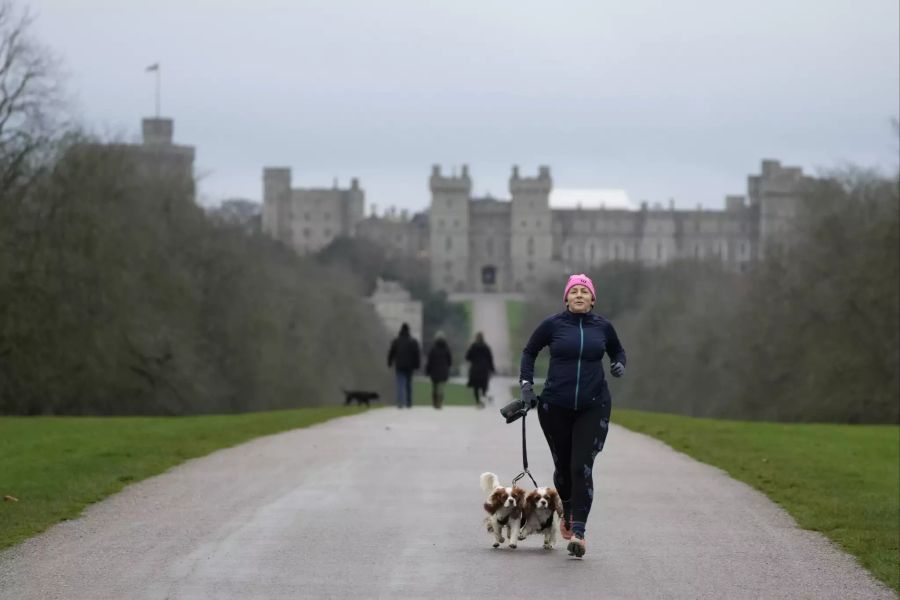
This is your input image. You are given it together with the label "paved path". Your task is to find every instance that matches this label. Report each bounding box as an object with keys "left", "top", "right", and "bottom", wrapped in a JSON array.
[{"left": 0, "top": 378, "right": 892, "bottom": 600}]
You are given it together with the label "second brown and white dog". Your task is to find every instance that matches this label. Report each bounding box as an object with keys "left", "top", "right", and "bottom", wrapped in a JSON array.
[
  {"left": 517, "top": 487, "right": 564, "bottom": 549},
  {"left": 480, "top": 472, "right": 525, "bottom": 548}
]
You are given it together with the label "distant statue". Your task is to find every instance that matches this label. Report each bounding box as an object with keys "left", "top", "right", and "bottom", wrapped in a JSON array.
[{"left": 465, "top": 332, "right": 495, "bottom": 408}]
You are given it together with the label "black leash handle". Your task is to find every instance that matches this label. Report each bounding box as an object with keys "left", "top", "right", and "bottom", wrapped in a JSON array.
[{"left": 511, "top": 410, "right": 538, "bottom": 488}]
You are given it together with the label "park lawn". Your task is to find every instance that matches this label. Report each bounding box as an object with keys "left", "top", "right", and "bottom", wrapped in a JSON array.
[
  {"left": 412, "top": 379, "right": 484, "bottom": 407},
  {"left": 506, "top": 299, "right": 548, "bottom": 375},
  {"left": 459, "top": 299, "right": 473, "bottom": 340},
  {"left": 0, "top": 406, "right": 359, "bottom": 551},
  {"left": 613, "top": 409, "right": 900, "bottom": 593}
]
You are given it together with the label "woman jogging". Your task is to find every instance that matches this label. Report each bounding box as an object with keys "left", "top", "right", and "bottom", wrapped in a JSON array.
[{"left": 517, "top": 273, "right": 626, "bottom": 558}]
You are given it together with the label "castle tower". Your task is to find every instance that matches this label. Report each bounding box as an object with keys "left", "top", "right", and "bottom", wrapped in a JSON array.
[
  {"left": 429, "top": 164, "right": 472, "bottom": 293},
  {"left": 509, "top": 165, "right": 553, "bottom": 292},
  {"left": 262, "top": 167, "right": 291, "bottom": 242},
  {"left": 748, "top": 159, "right": 809, "bottom": 258}
]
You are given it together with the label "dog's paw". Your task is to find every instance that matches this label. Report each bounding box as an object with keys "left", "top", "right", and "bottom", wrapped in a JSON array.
[
  {"left": 518, "top": 533, "right": 527, "bottom": 541},
  {"left": 492, "top": 542, "right": 500, "bottom": 548},
  {"left": 543, "top": 542, "right": 554, "bottom": 550},
  {"left": 508, "top": 542, "right": 517, "bottom": 549}
]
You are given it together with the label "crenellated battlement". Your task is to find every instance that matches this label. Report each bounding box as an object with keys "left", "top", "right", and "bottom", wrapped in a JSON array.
[
  {"left": 429, "top": 164, "right": 472, "bottom": 194},
  {"left": 509, "top": 164, "right": 552, "bottom": 195}
]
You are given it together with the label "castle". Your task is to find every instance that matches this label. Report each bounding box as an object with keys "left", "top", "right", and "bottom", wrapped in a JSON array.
[{"left": 262, "top": 159, "right": 812, "bottom": 294}]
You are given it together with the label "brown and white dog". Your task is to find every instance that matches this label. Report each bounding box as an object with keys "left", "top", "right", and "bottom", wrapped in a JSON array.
[
  {"left": 517, "top": 487, "right": 563, "bottom": 549},
  {"left": 480, "top": 472, "right": 525, "bottom": 548}
]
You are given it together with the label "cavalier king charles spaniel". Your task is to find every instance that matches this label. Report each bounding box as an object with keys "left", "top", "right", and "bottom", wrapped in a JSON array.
[
  {"left": 480, "top": 472, "right": 525, "bottom": 549},
  {"left": 517, "top": 487, "right": 563, "bottom": 549}
]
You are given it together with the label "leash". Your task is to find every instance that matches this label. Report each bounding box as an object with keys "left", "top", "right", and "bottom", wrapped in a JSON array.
[{"left": 511, "top": 410, "right": 538, "bottom": 489}]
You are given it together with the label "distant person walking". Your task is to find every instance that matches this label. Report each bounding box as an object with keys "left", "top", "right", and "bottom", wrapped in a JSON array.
[
  {"left": 517, "top": 273, "right": 626, "bottom": 558},
  {"left": 425, "top": 330, "right": 453, "bottom": 409},
  {"left": 465, "top": 332, "right": 495, "bottom": 408},
  {"left": 387, "top": 323, "right": 421, "bottom": 409}
]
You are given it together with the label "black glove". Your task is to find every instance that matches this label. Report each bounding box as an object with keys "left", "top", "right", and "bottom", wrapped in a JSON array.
[
  {"left": 520, "top": 380, "right": 538, "bottom": 409},
  {"left": 610, "top": 361, "right": 625, "bottom": 378}
]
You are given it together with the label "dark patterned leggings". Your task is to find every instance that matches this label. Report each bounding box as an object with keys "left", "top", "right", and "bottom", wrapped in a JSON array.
[{"left": 536, "top": 398, "right": 611, "bottom": 538}]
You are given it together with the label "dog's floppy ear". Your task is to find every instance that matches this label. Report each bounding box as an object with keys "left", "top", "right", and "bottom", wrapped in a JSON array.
[
  {"left": 550, "top": 489, "right": 564, "bottom": 516},
  {"left": 512, "top": 487, "right": 526, "bottom": 506}
]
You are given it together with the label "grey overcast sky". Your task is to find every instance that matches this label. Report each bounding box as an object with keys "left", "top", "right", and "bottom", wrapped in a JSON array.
[{"left": 27, "top": 0, "right": 900, "bottom": 212}]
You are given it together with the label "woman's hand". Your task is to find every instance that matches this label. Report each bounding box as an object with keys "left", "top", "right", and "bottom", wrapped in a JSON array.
[
  {"left": 520, "top": 380, "right": 538, "bottom": 409},
  {"left": 610, "top": 362, "right": 625, "bottom": 378}
]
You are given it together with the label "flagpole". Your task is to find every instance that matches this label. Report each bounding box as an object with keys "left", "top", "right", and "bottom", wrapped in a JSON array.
[
  {"left": 146, "top": 63, "right": 161, "bottom": 117},
  {"left": 155, "top": 64, "right": 161, "bottom": 118}
]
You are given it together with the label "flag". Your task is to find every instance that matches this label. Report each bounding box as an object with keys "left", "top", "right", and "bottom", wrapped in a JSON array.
[{"left": 145, "top": 63, "right": 159, "bottom": 72}]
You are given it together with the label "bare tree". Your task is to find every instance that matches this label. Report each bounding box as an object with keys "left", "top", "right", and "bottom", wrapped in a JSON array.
[{"left": 0, "top": 0, "right": 64, "bottom": 196}]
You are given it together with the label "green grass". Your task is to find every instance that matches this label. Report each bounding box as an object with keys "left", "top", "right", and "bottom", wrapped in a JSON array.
[
  {"left": 413, "top": 379, "right": 484, "bottom": 407},
  {"left": 459, "top": 299, "right": 473, "bottom": 340},
  {"left": 613, "top": 409, "right": 900, "bottom": 593},
  {"left": 0, "top": 406, "right": 360, "bottom": 551},
  {"left": 506, "top": 299, "right": 548, "bottom": 375}
]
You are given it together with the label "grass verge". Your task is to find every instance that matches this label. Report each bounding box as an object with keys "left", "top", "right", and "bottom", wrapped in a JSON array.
[
  {"left": 507, "top": 299, "right": 549, "bottom": 375},
  {"left": 412, "top": 379, "right": 485, "bottom": 407},
  {"left": 0, "top": 406, "right": 359, "bottom": 551},
  {"left": 614, "top": 409, "right": 899, "bottom": 593}
]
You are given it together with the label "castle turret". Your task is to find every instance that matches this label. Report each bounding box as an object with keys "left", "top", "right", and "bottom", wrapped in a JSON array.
[
  {"left": 748, "top": 159, "right": 810, "bottom": 257},
  {"left": 429, "top": 164, "right": 472, "bottom": 293},
  {"left": 509, "top": 165, "right": 553, "bottom": 292},
  {"left": 262, "top": 167, "right": 291, "bottom": 241},
  {"left": 141, "top": 118, "right": 173, "bottom": 146}
]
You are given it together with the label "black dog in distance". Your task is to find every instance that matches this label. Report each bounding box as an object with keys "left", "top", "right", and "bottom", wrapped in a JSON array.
[{"left": 342, "top": 389, "right": 381, "bottom": 407}]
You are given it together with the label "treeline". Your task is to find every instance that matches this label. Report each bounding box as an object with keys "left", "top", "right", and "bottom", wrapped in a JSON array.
[
  {"left": 317, "top": 236, "right": 470, "bottom": 372},
  {"left": 0, "top": 142, "right": 393, "bottom": 415},
  {"left": 520, "top": 168, "right": 899, "bottom": 423}
]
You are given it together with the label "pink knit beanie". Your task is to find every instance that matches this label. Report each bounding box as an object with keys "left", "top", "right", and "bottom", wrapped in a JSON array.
[{"left": 563, "top": 273, "right": 596, "bottom": 303}]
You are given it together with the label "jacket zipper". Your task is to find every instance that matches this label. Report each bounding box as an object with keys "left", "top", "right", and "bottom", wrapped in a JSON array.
[{"left": 574, "top": 319, "right": 584, "bottom": 409}]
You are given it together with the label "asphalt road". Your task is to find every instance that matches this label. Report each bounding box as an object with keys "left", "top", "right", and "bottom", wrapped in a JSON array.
[{"left": 0, "top": 377, "right": 894, "bottom": 599}]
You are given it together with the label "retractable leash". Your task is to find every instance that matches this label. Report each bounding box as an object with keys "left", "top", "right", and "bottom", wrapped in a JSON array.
[{"left": 510, "top": 409, "right": 539, "bottom": 489}]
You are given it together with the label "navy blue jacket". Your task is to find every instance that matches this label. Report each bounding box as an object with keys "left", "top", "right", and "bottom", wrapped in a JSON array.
[{"left": 519, "top": 311, "right": 626, "bottom": 410}]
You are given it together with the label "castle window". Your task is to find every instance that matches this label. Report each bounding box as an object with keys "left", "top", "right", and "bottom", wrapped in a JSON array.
[
  {"left": 446, "top": 236, "right": 452, "bottom": 251},
  {"left": 614, "top": 244, "right": 620, "bottom": 260},
  {"left": 303, "top": 228, "right": 311, "bottom": 238},
  {"left": 527, "top": 262, "right": 534, "bottom": 271},
  {"left": 324, "top": 212, "right": 330, "bottom": 221},
  {"left": 527, "top": 237, "right": 534, "bottom": 256},
  {"left": 325, "top": 228, "right": 332, "bottom": 237},
  {"left": 454, "top": 220, "right": 460, "bottom": 227},
  {"left": 657, "top": 243, "right": 662, "bottom": 260},
  {"left": 521, "top": 220, "right": 527, "bottom": 228},
  {"left": 445, "top": 261, "right": 452, "bottom": 270},
  {"left": 304, "top": 212, "right": 310, "bottom": 221}
]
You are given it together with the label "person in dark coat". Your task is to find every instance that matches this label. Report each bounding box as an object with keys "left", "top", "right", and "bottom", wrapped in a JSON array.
[
  {"left": 424, "top": 330, "right": 453, "bottom": 409},
  {"left": 518, "top": 273, "right": 626, "bottom": 558},
  {"left": 465, "top": 331, "right": 495, "bottom": 408},
  {"left": 387, "top": 323, "right": 421, "bottom": 409}
]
